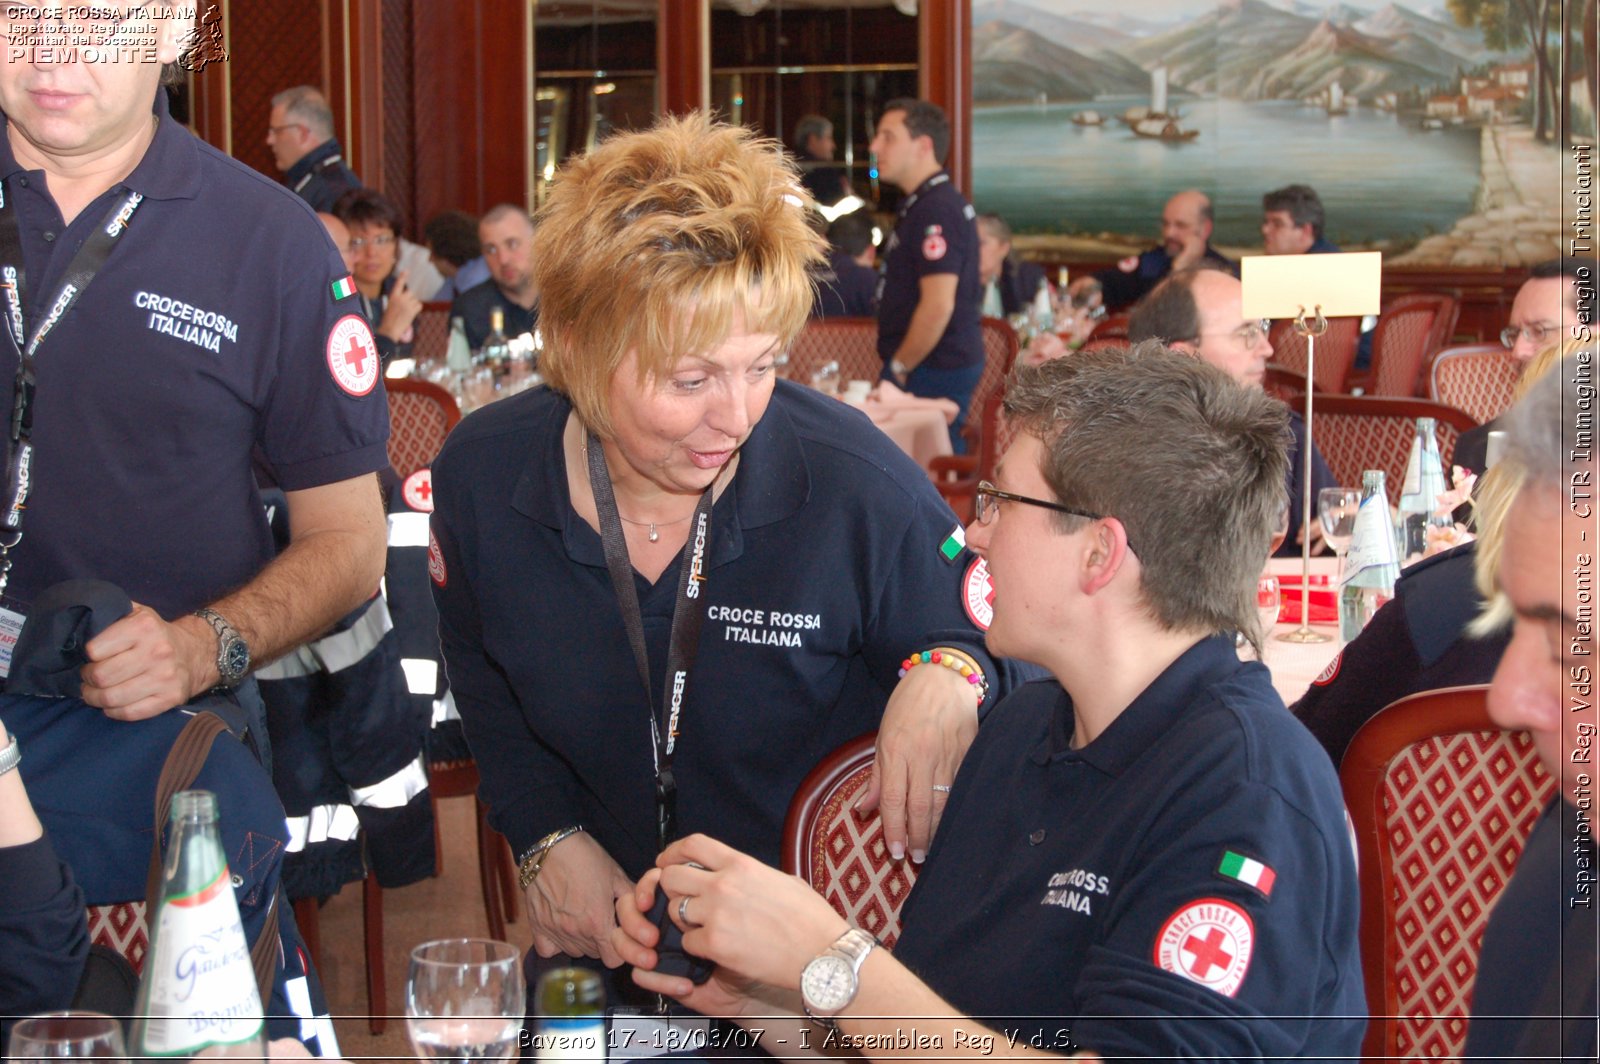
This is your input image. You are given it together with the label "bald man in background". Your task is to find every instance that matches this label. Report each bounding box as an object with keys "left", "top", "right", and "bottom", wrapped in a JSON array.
[{"left": 1074, "top": 189, "right": 1236, "bottom": 314}]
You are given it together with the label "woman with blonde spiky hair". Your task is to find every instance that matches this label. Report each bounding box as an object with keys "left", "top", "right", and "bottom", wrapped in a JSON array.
[{"left": 429, "top": 114, "right": 1023, "bottom": 1004}]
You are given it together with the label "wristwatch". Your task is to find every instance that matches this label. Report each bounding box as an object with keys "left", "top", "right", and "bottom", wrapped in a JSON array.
[
  {"left": 800, "top": 927, "right": 877, "bottom": 1027},
  {"left": 0, "top": 734, "right": 18, "bottom": 777},
  {"left": 890, "top": 358, "right": 909, "bottom": 381},
  {"left": 193, "top": 607, "right": 250, "bottom": 689}
]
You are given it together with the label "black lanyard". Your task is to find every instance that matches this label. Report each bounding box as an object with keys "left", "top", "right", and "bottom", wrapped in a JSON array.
[
  {"left": 896, "top": 171, "right": 949, "bottom": 221},
  {"left": 585, "top": 432, "right": 715, "bottom": 852},
  {"left": 0, "top": 178, "right": 143, "bottom": 591}
]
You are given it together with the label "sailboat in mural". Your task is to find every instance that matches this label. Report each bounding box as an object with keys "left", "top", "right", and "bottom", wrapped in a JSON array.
[
  {"left": 1325, "top": 82, "right": 1348, "bottom": 116},
  {"left": 1128, "top": 67, "right": 1198, "bottom": 141}
]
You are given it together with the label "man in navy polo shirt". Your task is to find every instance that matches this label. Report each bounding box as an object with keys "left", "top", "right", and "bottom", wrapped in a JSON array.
[
  {"left": 871, "top": 98, "right": 982, "bottom": 452},
  {"left": 0, "top": 11, "right": 389, "bottom": 728},
  {"left": 267, "top": 85, "right": 362, "bottom": 215},
  {"left": 620, "top": 344, "right": 1365, "bottom": 1059},
  {"left": 1465, "top": 366, "right": 1598, "bottom": 1059},
  {"left": 1072, "top": 189, "right": 1235, "bottom": 314}
]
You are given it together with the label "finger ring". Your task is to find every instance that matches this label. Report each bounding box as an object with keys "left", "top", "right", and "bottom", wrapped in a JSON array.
[
  {"left": 677, "top": 895, "right": 694, "bottom": 926},
  {"left": 932, "top": 784, "right": 952, "bottom": 793}
]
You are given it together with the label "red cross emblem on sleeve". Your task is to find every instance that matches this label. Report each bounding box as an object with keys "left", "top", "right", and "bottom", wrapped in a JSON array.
[
  {"left": 403, "top": 469, "right": 434, "bottom": 513},
  {"left": 1155, "top": 898, "right": 1254, "bottom": 997},
  {"left": 962, "top": 557, "right": 993, "bottom": 631},
  {"left": 326, "top": 314, "right": 381, "bottom": 397}
]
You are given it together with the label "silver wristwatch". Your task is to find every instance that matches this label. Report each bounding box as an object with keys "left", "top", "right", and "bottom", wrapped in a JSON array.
[
  {"left": 193, "top": 607, "right": 250, "bottom": 688},
  {"left": 0, "top": 734, "right": 18, "bottom": 777},
  {"left": 800, "top": 927, "right": 877, "bottom": 1027}
]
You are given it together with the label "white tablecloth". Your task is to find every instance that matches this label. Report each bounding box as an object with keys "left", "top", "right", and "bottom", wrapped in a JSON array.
[{"left": 1258, "top": 556, "right": 1345, "bottom": 704}]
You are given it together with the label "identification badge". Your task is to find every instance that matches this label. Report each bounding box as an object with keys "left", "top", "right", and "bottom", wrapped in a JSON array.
[
  {"left": 0, "top": 594, "right": 28, "bottom": 678},
  {"left": 607, "top": 1011, "right": 711, "bottom": 1059}
]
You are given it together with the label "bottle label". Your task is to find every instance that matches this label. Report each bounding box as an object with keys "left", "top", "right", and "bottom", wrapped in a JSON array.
[
  {"left": 1341, "top": 493, "right": 1398, "bottom": 589},
  {"left": 1402, "top": 436, "right": 1422, "bottom": 497},
  {"left": 139, "top": 868, "right": 265, "bottom": 1056},
  {"left": 535, "top": 1017, "right": 605, "bottom": 1064}
]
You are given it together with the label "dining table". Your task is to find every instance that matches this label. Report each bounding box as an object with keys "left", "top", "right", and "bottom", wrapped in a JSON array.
[
  {"left": 842, "top": 381, "right": 957, "bottom": 468},
  {"left": 1258, "top": 555, "right": 1345, "bottom": 705}
]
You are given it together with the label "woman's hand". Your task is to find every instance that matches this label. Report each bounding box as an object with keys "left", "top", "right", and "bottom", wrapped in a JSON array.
[
  {"left": 525, "top": 832, "right": 634, "bottom": 967},
  {"left": 615, "top": 836, "right": 847, "bottom": 1000},
  {"left": 855, "top": 660, "right": 979, "bottom": 862},
  {"left": 377, "top": 270, "right": 423, "bottom": 342}
]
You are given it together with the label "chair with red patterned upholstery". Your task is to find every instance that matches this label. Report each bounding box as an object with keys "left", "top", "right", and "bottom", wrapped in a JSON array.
[
  {"left": 384, "top": 378, "right": 461, "bottom": 480},
  {"left": 785, "top": 317, "right": 882, "bottom": 385},
  {"left": 1429, "top": 344, "right": 1521, "bottom": 426},
  {"left": 960, "top": 316, "right": 1020, "bottom": 454},
  {"left": 1263, "top": 365, "right": 1308, "bottom": 407},
  {"left": 412, "top": 301, "right": 453, "bottom": 365},
  {"left": 1364, "top": 293, "right": 1460, "bottom": 398},
  {"left": 1341, "top": 685, "right": 1556, "bottom": 1062},
  {"left": 782, "top": 732, "right": 919, "bottom": 948},
  {"left": 1087, "top": 312, "right": 1129, "bottom": 342},
  {"left": 1311, "top": 395, "right": 1477, "bottom": 507},
  {"left": 930, "top": 385, "right": 1014, "bottom": 522},
  {"left": 1268, "top": 316, "right": 1363, "bottom": 394}
]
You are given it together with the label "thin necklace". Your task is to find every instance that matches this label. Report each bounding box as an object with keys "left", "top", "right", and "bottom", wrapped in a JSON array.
[{"left": 618, "top": 513, "right": 692, "bottom": 543}]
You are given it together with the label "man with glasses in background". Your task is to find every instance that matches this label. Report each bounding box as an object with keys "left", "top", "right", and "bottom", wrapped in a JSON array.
[
  {"left": 266, "top": 85, "right": 361, "bottom": 213},
  {"left": 1129, "top": 266, "right": 1334, "bottom": 555},
  {"left": 1455, "top": 257, "right": 1592, "bottom": 475}
]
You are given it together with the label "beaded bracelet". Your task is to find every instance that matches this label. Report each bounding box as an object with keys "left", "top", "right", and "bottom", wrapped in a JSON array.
[{"left": 898, "top": 648, "right": 989, "bottom": 706}]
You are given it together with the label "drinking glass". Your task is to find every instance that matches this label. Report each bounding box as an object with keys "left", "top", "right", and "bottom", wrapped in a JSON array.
[
  {"left": 407, "top": 939, "right": 525, "bottom": 1063},
  {"left": 1318, "top": 488, "right": 1362, "bottom": 561},
  {"left": 7, "top": 1011, "right": 127, "bottom": 1062},
  {"left": 1257, "top": 575, "right": 1282, "bottom": 633},
  {"left": 1268, "top": 500, "right": 1290, "bottom": 555}
]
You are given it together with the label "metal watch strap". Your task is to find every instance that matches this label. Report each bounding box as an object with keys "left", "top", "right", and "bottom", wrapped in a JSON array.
[
  {"left": 193, "top": 607, "right": 246, "bottom": 687},
  {"left": 0, "top": 734, "right": 18, "bottom": 776},
  {"left": 803, "top": 928, "right": 878, "bottom": 1029}
]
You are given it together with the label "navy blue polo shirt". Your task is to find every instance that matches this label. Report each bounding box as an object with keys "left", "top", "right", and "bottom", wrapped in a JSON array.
[
  {"left": 877, "top": 172, "right": 981, "bottom": 371},
  {"left": 430, "top": 380, "right": 1025, "bottom": 878},
  {"left": 0, "top": 92, "right": 390, "bottom": 618},
  {"left": 893, "top": 635, "right": 1366, "bottom": 1059},
  {"left": 1096, "top": 242, "right": 1236, "bottom": 313}
]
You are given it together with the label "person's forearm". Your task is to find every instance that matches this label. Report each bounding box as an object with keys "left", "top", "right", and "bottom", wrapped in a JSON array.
[
  {"left": 190, "top": 481, "right": 386, "bottom": 680},
  {"left": 891, "top": 300, "right": 956, "bottom": 374},
  {"left": 0, "top": 772, "right": 43, "bottom": 847}
]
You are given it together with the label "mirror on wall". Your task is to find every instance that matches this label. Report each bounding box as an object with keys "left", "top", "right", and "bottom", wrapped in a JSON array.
[
  {"left": 709, "top": 0, "right": 917, "bottom": 208},
  {"left": 532, "top": 1, "right": 658, "bottom": 206}
]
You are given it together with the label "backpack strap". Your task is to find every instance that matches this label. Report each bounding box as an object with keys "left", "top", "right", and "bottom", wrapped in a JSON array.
[{"left": 146, "top": 710, "right": 279, "bottom": 1002}]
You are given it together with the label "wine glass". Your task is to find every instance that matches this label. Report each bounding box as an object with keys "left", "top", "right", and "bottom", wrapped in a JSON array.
[
  {"left": 1257, "top": 575, "right": 1282, "bottom": 633},
  {"left": 1268, "top": 500, "right": 1290, "bottom": 556},
  {"left": 1318, "top": 488, "right": 1362, "bottom": 564},
  {"left": 7, "top": 1011, "right": 127, "bottom": 1062},
  {"left": 407, "top": 939, "right": 525, "bottom": 1063}
]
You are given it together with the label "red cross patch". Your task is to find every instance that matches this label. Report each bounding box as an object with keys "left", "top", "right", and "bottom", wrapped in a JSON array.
[
  {"left": 1117, "top": 256, "right": 1140, "bottom": 273},
  {"left": 326, "top": 314, "right": 380, "bottom": 397},
  {"left": 427, "top": 528, "right": 447, "bottom": 588},
  {"left": 1154, "top": 898, "right": 1254, "bottom": 998},
  {"left": 922, "top": 226, "right": 948, "bottom": 262},
  {"left": 403, "top": 468, "right": 434, "bottom": 513},
  {"left": 1313, "top": 650, "right": 1342, "bottom": 686},
  {"left": 962, "top": 557, "right": 993, "bottom": 631}
]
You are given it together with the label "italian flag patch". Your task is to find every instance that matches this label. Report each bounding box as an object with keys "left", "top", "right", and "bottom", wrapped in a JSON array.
[
  {"left": 938, "top": 525, "right": 966, "bottom": 563},
  {"left": 331, "top": 275, "right": 357, "bottom": 301},
  {"left": 1218, "top": 850, "right": 1275, "bottom": 897}
]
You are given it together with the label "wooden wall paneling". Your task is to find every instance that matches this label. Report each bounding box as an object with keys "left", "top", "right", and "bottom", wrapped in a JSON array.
[
  {"left": 410, "top": 0, "right": 529, "bottom": 225},
  {"left": 381, "top": 0, "right": 415, "bottom": 230},
  {"left": 345, "top": 0, "right": 385, "bottom": 193},
  {"left": 920, "top": 0, "right": 969, "bottom": 197},
  {"left": 659, "top": 1, "right": 707, "bottom": 116},
  {"left": 198, "top": 0, "right": 323, "bottom": 176}
]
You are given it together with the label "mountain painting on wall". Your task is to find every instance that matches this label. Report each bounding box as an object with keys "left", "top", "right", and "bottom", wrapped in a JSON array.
[{"left": 972, "top": 0, "right": 1593, "bottom": 266}]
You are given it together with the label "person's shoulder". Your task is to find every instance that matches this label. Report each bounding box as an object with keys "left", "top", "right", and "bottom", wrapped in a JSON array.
[
  {"left": 185, "top": 133, "right": 325, "bottom": 225},
  {"left": 437, "top": 385, "right": 559, "bottom": 474},
  {"left": 1184, "top": 661, "right": 1338, "bottom": 783},
  {"left": 452, "top": 279, "right": 500, "bottom": 311},
  {"left": 768, "top": 382, "right": 940, "bottom": 505}
]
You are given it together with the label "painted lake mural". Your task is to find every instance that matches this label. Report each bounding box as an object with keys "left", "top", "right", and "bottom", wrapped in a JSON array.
[{"left": 971, "top": 0, "right": 1595, "bottom": 265}]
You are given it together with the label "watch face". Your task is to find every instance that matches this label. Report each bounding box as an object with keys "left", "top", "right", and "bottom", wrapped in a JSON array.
[
  {"left": 222, "top": 639, "right": 250, "bottom": 678},
  {"left": 801, "top": 954, "right": 855, "bottom": 1013}
]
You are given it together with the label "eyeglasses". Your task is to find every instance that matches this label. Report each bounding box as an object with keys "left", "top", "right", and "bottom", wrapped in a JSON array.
[
  {"left": 1500, "top": 322, "right": 1558, "bottom": 349},
  {"left": 267, "top": 123, "right": 308, "bottom": 137},
  {"left": 1, "top": 3, "right": 152, "bottom": 47},
  {"left": 974, "top": 481, "right": 1106, "bottom": 525},
  {"left": 1199, "top": 318, "right": 1270, "bottom": 348},
  {"left": 348, "top": 234, "right": 396, "bottom": 251}
]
